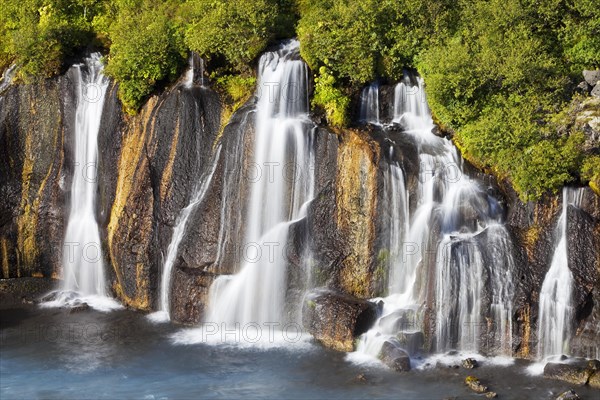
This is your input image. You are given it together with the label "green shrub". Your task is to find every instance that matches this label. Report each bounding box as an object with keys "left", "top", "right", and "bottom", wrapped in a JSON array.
[
  {"left": 214, "top": 74, "right": 256, "bottom": 108},
  {"left": 581, "top": 156, "right": 600, "bottom": 195},
  {"left": 102, "top": 0, "right": 186, "bottom": 113},
  {"left": 0, "top": 0, "right": 98, "bottom": 80},
  {"left": 183, "top": 0, "right": 285, "bottom": 73},
  {"left": 312, "top": 65, "right": 350, "bottom": 127}
]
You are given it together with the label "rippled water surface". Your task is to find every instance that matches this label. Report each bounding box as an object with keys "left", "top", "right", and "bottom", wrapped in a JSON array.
[{"left": 1, "top": 307, "right": 596, "bottom": 399}]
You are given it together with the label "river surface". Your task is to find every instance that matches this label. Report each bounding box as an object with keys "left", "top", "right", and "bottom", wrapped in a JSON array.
[{"left": 0, "top": 306, "right": 595, "bottom": 399}]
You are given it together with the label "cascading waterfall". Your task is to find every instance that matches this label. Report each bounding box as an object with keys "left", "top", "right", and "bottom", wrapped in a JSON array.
[
  {"left": 149, "top": 146, "right": 222, "bottom": 323},
  {"left": 199, "top": 40, "right": 315, "bottom": 341},
  {"left": 182, "top": 53, "right": 205, "bottom": 88},
  {"left": 43, "top": 54, "right": 120, "bottom": 311},
  {"left": 354, "top": 75, "right": 515, "bottom": 362},
  {"left": 0, "top": 64, "right": 17, "bottom": 94},
  {"left": 537, "top": 187, "right": 583, "bottom": 359},
  {"left": 359, "top": 83, "right": 380, "bottom": 125}
]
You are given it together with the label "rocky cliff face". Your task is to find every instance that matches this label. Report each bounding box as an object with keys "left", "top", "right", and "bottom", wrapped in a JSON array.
[{"left": 0, "top": 67, "right": 598, "bottom": 359}]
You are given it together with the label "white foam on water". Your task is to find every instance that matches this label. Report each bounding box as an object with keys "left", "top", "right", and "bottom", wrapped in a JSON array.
[
  {"left": 40, "top": 292, "right": 123, "bottom": 312},
  {"left": 170, "top": 324, "right": 314, "bottom": 351}
]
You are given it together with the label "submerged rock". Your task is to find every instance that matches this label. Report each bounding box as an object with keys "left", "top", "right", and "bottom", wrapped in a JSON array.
[
  {"left": 302, "top": 288, "right": 378, "bottom": 352},
  {"left": 462, "top": 358, "right": 479, "bottom": 369},
  {"left": 543, "top": 363, "right": 592, "bottom": 385},
  {"left": 556, "top": 389, "right": 580, "bottom": 400},
  {"left": 69, "top": 302, "right": 90, "bottom": 313},
  {"left": 378, "top": 339, "right": 411, "bottom": 372},
  {"left": 464, "top": 376, "right": 488, "bottom": 393}
]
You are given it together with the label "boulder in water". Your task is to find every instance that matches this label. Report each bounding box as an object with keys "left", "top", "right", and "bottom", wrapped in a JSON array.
[
  {"left": 302, "top": 288, "right": 378, "bottom": 351},
  {"left": 378, "top": 339, "right": 411, "bottom": 372},
  {"left": 69, "top": 302, "right": 90, "bottom": 313},
  {"left": 462, "top": 358, "right": 479, "bottom": 369},
  {"left": 543, "top": 363, "right": 592, "bottom": 385},
  {"left": 556, "top": 389, "right": 580, "bottom": 400},
  {"left": 396, "top": 331, "right": 424, "bottom": 355},
  {"left": 464, "top": 376, "right": 488, "bottom": 393}
]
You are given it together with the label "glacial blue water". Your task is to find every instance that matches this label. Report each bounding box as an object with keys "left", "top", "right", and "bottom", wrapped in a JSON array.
[{"left": 1, "top": 306, "right": 596, "bottom": 399}]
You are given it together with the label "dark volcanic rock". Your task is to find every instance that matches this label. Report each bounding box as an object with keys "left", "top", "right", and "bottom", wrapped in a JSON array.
[
  {"left": 379, "top": 339, "right": 411, "bottom": 372},
  {"left": 302, "top": 288, "right": 378, "bottom": 351},
  {"left": 0, "top": 277, "right": 57, "bottom": 308},
  {"left": 543, "top": 362, "right": 592, "bottom": 385},
  {"left": 170, "top": 264, "right": 216, "bottom": 325}
]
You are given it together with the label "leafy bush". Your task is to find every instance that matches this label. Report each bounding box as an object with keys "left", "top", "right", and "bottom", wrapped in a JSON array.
[
  {"left": 582, "top": 156, "right": 600, "bottom": 195},
  {"left": 0, "top": 0, "right": 98, "bottom": 80},
  {"left": 102, "top": 0, "right": 186, "bottom": 113},
  {"left": 183, "top": 0, "right": 286, "bottom": 73},
  {"left": 214, "top": 74, "right": 256, "bottom": 108},
  {"left": 312, "top": 65, "right": 350, "bottom": 127}
]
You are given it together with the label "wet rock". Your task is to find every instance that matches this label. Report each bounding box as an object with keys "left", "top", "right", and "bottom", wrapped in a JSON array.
[
  {"left": 21, "top": 297, "right": 35, "bottom": 305},
  {"left": 396, "top": 331, "right": 425, "bottom": 355},
  {"left": 353, "top": 373, "right": 368, "bottom": 383},
  {"left": 379, "top": 339, "right": 411, "bottom": 372},
  {"left": 556, "top": 389, "right": 580, "bottom": 400},
  {"left": 462, "top": 358, "right": 479, "bottom": 369},
  {"left": 379, "top": 308, "right": 419, "bottom": 333},
  {"left": 0, "top": 77, "right": 68, "bottom": 280},
  {"left": 170, "top": 266, "right": 216, "bottom": 325},
  {"left": 69, "top": 302, "right": 90, "bottom": 313},
  {"left": 0, "top": 278, "right": 57, "bottom": 308},
  {"left": 302, "top": 288, "right": 378, "bottom": 352},
  {"left": 588, "top": 370, "right": 600, "bottom": 389},
  {"left": 587, "top": 359, "right": 600, "bottom": 371},
  {"left": 583, "top": 70, "right": 600, "bottom": 86},
  {"left": 543, "top": 363, "right": 592, "bottom": 385},
  {"left": 485, "top": 392, "right": 498, "bottom": 398},
  {"left": 465, "top": 376, "right": 488, "bottom": 393}
]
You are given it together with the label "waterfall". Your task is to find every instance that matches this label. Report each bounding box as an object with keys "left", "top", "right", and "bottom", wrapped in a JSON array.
[
  {"left": 354, "top": 74, "right": 515, "bottom": 362},
  {"left": 0, "top": 64, "right": 17, "bottom": 94},
  {"left": 43, "top": 54, "right": 120, "bottom": 311},
  {"left": 200, "top": 40, "right": 315, "bottom": 341},
  {"left": 149, "top": 146, "right": 222, "bottom": 323},
  {"left": 182, "top": 53, "right": 206, "bottom": 88},
  {"left": 359, "top": 83, "right": 380, "bottom": 125},
  {"left": 537, "top": 187, "right": 583, "bottom": 358},
  {"left": 385, "top": 148, "right": 410, "bottom": 296}
]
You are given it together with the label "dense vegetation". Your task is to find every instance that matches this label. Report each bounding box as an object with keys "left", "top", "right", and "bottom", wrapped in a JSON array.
[{"left": 1, "top": 0, "right": 599, "bottom": 199}]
